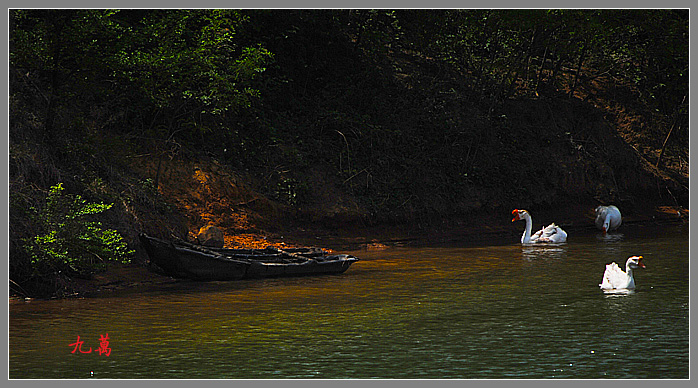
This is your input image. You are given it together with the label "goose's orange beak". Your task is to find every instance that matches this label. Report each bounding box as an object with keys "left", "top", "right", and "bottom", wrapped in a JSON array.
[{"left": 637, "top": 256, "right": 646, "bottom": 268}]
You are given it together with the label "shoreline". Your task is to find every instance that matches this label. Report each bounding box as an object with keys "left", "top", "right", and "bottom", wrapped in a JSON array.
[{"left": 9, "top": 205, "right": 687, "bottom": 302}]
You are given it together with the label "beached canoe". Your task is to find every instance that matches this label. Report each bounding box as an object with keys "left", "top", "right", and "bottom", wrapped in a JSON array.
[{"left": 139, "top": 234, "right": 359, "bottom": 281}]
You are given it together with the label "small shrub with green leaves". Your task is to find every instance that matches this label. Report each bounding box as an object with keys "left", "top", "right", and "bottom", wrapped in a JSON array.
[{"left": 24, "top": 183, "right": 133, "bottom": 278}]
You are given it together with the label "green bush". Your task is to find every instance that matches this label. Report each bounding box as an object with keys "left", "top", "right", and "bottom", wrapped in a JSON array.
[{"left": 24, "top": 183, "right": 133, "bottom": 278}]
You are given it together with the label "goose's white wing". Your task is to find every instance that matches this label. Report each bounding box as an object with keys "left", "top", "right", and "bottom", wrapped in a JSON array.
[
  {"left": 531, "top": 223, "right": 567, "bottom": 243},
  {"left": 599, "top": 262, "right": 629, "bottom": 289}
]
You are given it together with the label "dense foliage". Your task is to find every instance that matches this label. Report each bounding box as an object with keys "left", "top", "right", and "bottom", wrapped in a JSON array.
[
  {"left": 21, "top": 184, "right": 132, "bottom": 296},
  {"left": 10, "top": 9, "right": 272, "bottom": 136},
  {"left": 9, "top": 9, "right": 688, "bottom": 298},
  {"left": 397, "top": 9, "right": 688, "bottom": 114}
]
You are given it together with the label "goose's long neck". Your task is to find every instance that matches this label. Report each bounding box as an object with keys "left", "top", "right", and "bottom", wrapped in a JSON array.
[
  {"left": 625, "top": 264, "right": 636, "bottom": 288},
  {"left": 521, "top": 214, "right": 533, "bottom": 243},
  {"left": 604, "top": 214, "right": 612, "bottom": 231}
]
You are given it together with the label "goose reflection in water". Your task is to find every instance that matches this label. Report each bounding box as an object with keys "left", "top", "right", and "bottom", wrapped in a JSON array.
[
  {"left": 602, "top": 288, "right": 636, "bottom": 296},
  {"left": 596, "top": 232, "right": 624, "bottom": 242},
  {"left": 520, "top": 244, "right": 568, "bottom": 262}
]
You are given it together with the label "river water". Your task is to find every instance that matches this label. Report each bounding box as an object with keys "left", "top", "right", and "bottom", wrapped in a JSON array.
[{"left": 8, "top": 223, "right": 689, "bottom": 379}]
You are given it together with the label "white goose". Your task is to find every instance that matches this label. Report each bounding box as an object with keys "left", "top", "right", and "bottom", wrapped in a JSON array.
[
  {"left": 595, "top": 205, "right": 622, "bottom": 233},
  {"left": 511, "top": 209, "right": 567, "bottom": 244},
  {"left": 599, "top": 256, "right": 645, "bottom": 290}
]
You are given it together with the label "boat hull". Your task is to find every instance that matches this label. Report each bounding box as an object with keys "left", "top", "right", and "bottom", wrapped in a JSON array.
[
  {"left": 246, "top": 256, "right": 357, "bottom": 279},
  {"left": 139, "top": 234, "right": 358, "bottom": 281}
]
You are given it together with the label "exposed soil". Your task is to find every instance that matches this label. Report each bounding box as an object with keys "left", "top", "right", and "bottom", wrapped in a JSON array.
[{"left": 52, "top": 165, "right": 686, "bottom": 300}]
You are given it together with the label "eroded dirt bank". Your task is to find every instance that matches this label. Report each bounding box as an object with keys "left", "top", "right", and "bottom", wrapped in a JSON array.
[
  {"left": 60, "top": 153, "right": 686, "bottom": 299},
  {"left": 63, "top": 204, "right": 686, "bottom": 299}
]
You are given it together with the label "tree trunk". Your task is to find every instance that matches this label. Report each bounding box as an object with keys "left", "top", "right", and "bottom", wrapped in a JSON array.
[
  {"left": 656, "top": 122, "right": 677, "bottom": 170},
  {"left": 568, "top": 41, "right": 587, "bottom": 98}
]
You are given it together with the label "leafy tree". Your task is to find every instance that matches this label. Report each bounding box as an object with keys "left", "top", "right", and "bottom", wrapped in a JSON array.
[
  {"left": 24, "top": 183, "right": 133, "bottom": 280},
  {"left": 10, "top": 9, "right": 274, "bottom": 139},
  {"left": 112, "top": 10, "right": 273, "bottom": 132},
  {"left": 394, "top": 9, "right": 687, "bottom": 113}
]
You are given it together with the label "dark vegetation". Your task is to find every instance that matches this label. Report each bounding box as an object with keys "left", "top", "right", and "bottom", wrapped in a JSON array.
[{"left": 9, "top": 9, "right": 688, "bottom": 298}]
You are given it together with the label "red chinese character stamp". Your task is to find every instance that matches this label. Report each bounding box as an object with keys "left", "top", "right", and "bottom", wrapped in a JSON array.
[
  {"left": 70, "top": 334, "right": 111, "bottom": 356},
  {"left": 96, "top": 333, "right": 111, "bottom": 356}
]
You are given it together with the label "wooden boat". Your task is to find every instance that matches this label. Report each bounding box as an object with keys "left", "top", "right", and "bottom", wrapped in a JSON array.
[{"left": 139, "top": 234, "right": 359, "bottom": 281}]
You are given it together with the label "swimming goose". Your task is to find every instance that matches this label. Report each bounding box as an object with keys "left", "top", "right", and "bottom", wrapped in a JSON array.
[
  {"left": 599, "top": 256, "right": 645, "bottom": 290},
  {"left": 595, "top": 205, "right": 622, "bottom": 233},
  {"left": 511, "top": 209, "right": 567, "bottom": 244}
]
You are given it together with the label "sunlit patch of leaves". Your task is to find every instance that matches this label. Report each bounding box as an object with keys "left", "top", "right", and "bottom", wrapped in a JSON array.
[{"left": 24, "top": 183, "right": 133, "bottom": 279}]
